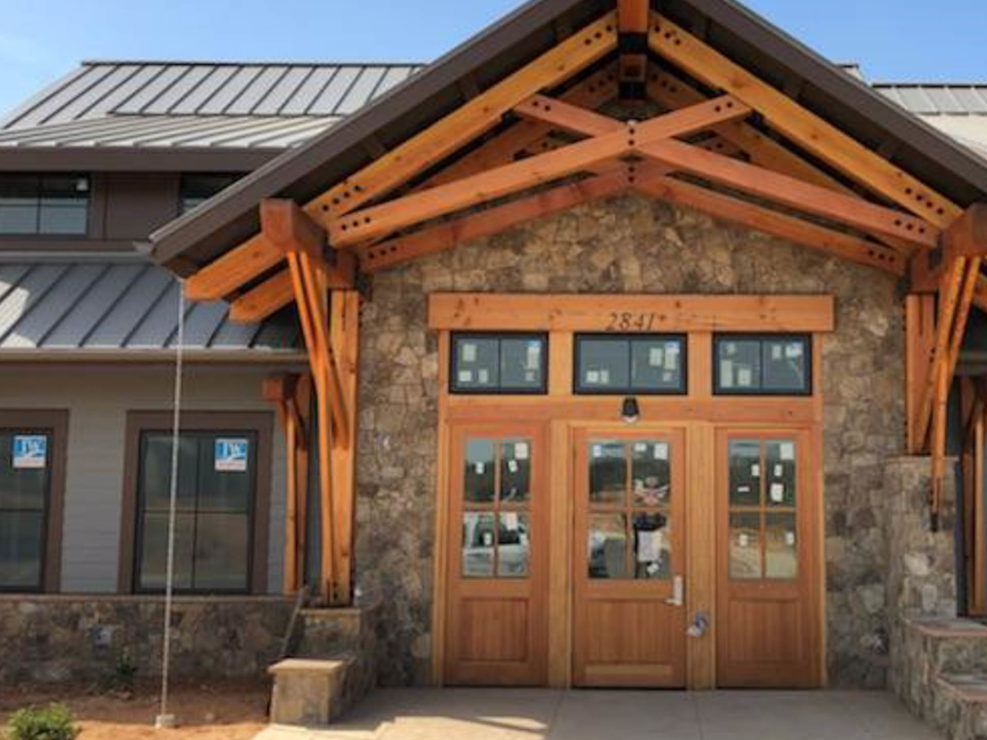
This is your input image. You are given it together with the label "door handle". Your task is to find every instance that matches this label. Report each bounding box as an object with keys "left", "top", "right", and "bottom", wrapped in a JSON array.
[{"left": 664, "top": 575, "right": 684, "bottom": 606}]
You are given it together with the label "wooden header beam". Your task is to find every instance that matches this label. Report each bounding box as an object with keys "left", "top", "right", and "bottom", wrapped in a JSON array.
[{"left": 429, "top": 293, "right": 835, "bottom": 333}]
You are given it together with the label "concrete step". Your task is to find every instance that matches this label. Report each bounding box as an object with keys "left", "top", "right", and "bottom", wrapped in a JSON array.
[{"left": 933, "top": 673, "right": 987, "bottom": 740}]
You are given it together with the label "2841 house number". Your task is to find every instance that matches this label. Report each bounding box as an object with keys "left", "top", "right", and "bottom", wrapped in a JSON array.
[{"left": 606, "top": 312, "right": 662, "bottom": 331}]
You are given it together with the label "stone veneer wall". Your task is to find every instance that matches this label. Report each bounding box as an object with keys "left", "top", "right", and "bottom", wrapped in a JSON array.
[
  {"left": 0, "top": 596, "right": 295, "bottom": 683},
  {"left": 354, "top": 193, "right": 905, "bottom": 687}
]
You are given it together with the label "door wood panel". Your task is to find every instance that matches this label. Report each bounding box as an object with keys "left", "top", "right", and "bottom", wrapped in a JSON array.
[
  {"left": 443, "top": 422, "right": 549, "bottom": 686},
  {"left": 715, "top": 428, "right": 821, "bottom": 687},
  {"left": 571, "top": 428, "right": 687, "bottom": 687}
]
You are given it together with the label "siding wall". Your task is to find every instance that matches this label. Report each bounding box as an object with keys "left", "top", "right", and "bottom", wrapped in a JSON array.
[{"left": 0, "top": 363, "right": 289, "bottom": 594}]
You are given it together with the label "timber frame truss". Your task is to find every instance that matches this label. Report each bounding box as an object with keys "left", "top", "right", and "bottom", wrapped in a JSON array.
[{"left": 181, "top": 2, "right": 987, "bottom": 603}]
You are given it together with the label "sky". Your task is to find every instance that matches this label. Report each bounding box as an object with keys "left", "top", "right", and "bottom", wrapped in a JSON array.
[{"left": 0, "top": 0, "right": 986, "bottom": 118}]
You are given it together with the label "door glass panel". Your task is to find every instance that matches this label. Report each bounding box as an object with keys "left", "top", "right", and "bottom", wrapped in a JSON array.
[
  {"left": 462, "top": 512, "right": 496, "bottom": 577},
  {"left": 765, "top": 513, "right": 798, "bottom": 578},
  {"left": 589, "top": 442, "right": 626, "bottom": 505},
  {"left": 631, "top": 441, "right": 670, "bottom": 506},
  {"left": 765, "top": 440, "right": 797, "bottom": 507},
  {"left": 633, "top": 512, "right": 670, "bottom": 580},
  {"left": 497, "top": 512, "right": 530, "bottom": 577},
  {"left": 728, "top": 512, "right": 761, "bottom": 580},
  {"left": 464, "top": 439, "right": 496, "bottom": 503},
  {"left": 728, "top": 440, "right": 761, "bottom": 506},
  {"left": 588, "top": 513, "right": 628, "bottom": 579},
  {"left": 500, "top": 439, "right": 530, "bottom": 504}
]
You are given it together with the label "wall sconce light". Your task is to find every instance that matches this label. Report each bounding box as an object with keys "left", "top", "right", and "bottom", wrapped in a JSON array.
[{"left": 621, "top": 397, "right": 640, "bottom": 424}]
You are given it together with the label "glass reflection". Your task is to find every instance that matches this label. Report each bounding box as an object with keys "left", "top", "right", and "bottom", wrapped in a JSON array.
[
  {"left": 464, "top": 439, "right": 495, "bottom": 503},
  {"left": 588, "top": 513, "right": 627, "bottom": 578},
  {"left": 765, "top": 513, "right": 797, "bottom": 578},
  {"left": 631, "top": 441, "right": 670, "bottom": 507},
  {"left": 500, "top": 439, "right": 531, "bottom": 504},
  {"left": 633, "top": 511, "right": 670, "bottom": 579},
  {"left": 462, "top": 512, "right": 496, "bottom": 577},
  {"left": 729, "top": 512, "right": 761, "bottom": 580},
  {"left": 589, "top": 441, "right": 626, "bottom": 505},
  {"left": 497, "top": 512, "right": 530, "bottom": 577},
  {"left": 728, "top": 440, "right": 761, "bottom": 506}
]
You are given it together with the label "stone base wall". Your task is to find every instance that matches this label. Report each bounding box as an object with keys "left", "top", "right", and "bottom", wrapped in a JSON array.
[{"left": 0, "top": 595, "right": 295, "bottom": 684}]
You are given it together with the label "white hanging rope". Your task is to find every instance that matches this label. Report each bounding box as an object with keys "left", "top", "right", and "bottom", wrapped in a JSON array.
[{"left": 157, "top": 278, "right": 185, "bottom": 729}]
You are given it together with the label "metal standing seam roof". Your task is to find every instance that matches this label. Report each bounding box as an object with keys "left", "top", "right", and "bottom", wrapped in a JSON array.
[
  {"left": 0, "top": 261, "right": 302, "bottom": 358},
  {"left": 0, "top": 61, "right": 424, "bottom": 149}
]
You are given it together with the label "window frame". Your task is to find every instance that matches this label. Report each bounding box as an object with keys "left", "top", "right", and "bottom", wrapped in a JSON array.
[
  {"left": 449, "top": 331, "right": 549, "bottom": 396},
  {"left": 0, "top": 173, "right": 91, "bottom": 237},
  {"left": 0, "top": 410, "right": 68, "bottom": 594},
  {"left": 573, "top": 333, "right": 688, "bottom": 396},
  {"left": 712, "top": 333, "right": 813, "bottom": 397},
  {"left": 118, "top": 411, "right": 273, "bottom": 595}
]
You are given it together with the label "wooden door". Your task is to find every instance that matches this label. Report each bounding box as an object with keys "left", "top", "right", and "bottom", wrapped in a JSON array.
[
  {"left": 443, "top": 422, "right": 549, "bottom": 685},
  {"left": 715, "top": 429, "right": 821, "bottom": 687},
  {"left": 572, "top": 428, "right": 687, "bottom": 687}
]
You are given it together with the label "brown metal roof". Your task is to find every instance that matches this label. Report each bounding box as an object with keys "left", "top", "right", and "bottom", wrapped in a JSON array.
[{"left": 149, "top": 0, "right": 987, "bottom": 273}]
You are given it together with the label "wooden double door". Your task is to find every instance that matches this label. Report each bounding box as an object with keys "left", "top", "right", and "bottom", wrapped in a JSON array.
[{"left": 442, "top": 422, "right": 821, "bottom": 688}]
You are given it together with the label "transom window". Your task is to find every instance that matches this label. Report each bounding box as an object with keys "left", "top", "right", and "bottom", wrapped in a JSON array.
[
  {"left": 135, "top": 431, "right": 256, "bottom": 593},
  {"left": 575, "top": 334, "right": 686, "bottom": 394},
  {"left": 727, "top": 438, "right": 798, "bottom": 580},
  {"left": 714, "top": 334, "right": 811, "bottom": 395},
  {"left": 461, "top": 437, "right": 533, "bottom": 578},
  {"left": 179, "top": 173, "right": 242, "bottom": 214},
  {"left": 0, "top": 430, "right": 51, "bottom": 591},
  {"left": 0, "top": 174, "right": 89, "bottom": 235},
  {"left": 450, "top": 333, "right": 547, "bottom": 394}
]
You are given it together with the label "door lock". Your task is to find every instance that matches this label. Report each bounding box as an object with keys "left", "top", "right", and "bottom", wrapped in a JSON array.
[
  {"left": 664, "top": 575, "right": 684, "bottom": 606},
  {"left": 687, "top": 613, "right": 710, "bottom": 638}
]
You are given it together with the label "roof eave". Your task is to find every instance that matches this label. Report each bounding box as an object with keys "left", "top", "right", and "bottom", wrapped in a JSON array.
[{"left": 0, "top": 146, "right": 284, "bottom": 172}]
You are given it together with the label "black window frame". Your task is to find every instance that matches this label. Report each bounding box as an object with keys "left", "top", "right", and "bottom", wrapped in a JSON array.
[
  {"left": 178, "top": 173, "right": 243, "bottom": 215},
  {"left": 0, "top": 173, "right": 91, "bottom": 237},
  {"left": 713, "top": 333, "right": 813, "bottom": 397},
  {"left": 0, "top": 426, "right": 53, "bottom": 593},
  {"left": 573, "top": 333, "right": 688, "bottom": 395},
  {"left": 449, "top": 331, "right": 549, "bottom": 395},
  {"left": 132, "top": 428, "right": 258, "bottom": 596}
]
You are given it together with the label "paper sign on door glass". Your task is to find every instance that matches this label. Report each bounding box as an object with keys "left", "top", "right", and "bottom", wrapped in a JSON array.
[
  {"left": 461, "top": 343, "right": 477, "bottom": 363},
  {"left": 12, "top": 435, "right": 46, "bottom": 469}
]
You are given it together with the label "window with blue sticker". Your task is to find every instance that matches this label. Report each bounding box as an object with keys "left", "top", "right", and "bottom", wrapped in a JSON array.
[{"left": 0, "top": 431, "right": 51, "bottom": 591}]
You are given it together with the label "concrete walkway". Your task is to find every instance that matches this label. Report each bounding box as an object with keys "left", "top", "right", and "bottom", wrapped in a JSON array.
[{"left": 255, "top": 688, "right": 941, "bottom": 739}]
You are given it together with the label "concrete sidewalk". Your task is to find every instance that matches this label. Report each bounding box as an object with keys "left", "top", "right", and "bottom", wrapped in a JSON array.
[{"left": 254, "top": 688, "right": 941, "bottom": 739}]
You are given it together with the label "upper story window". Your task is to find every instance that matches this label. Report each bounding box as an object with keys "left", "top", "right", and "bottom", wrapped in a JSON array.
[
  {"left": 714, "top": 334, "right": 811, "bottom": 395},
  {"left": 0, "top": 174, "right": 89, "bottom": 236},
  {"left": 179, "top": 174, "right": 241, "bottom": 214},
  {"left": 574, "top": 334, "right": 687, "bottom": 395},
  {"left": 450, "top": 333, "right": 548, "bottom": 394}
]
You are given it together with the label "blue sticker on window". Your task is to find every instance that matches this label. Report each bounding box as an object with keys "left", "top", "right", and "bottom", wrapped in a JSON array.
[
  {"left": 12, "top": 435, "right": 47, "bottom": 469},
  {"left": 214, "top": 438, "right": 248, "bottom": 472}
]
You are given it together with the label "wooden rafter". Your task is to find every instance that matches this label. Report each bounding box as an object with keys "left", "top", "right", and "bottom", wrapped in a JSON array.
[
  {"left": 638, "top": 139, "right": 940, "bottom": 248},
  {"left": 648, "top": 12, "right": 961, "bottom": 227},
  {"left": 617, "top": 0, "right": 650, "bottom": 87},
  {"left": 632, "top": 168, "right": 905, "bottom": 275},
  {"left": 360, "top": 168, "right": 631, "bottom": 271},
  {"left": 230, "top": 270, "right": 294, "bottom": 323},
  {"left": 310, "top": 12, "right": 619, "bottom": 222},
  {"left": 328, "top": 96, "right": 749, "bottom": 247}
]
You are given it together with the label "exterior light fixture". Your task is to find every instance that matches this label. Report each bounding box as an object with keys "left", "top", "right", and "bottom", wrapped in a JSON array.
[{"left": 622, "top": 397, "right": 640, "bottom": 424}]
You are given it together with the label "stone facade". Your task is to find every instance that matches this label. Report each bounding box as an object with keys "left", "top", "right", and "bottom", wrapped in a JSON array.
[
  {"left": 354, "top": 193, "right": 906, "bottom": 686},
  {"left": 0, "top": 595, "right": 294, "bottom": 684}
]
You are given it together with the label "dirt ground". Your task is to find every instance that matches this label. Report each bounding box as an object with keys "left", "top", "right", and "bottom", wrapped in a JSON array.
[{"left": 0, "top": 679, "right": 269, "bottom": 739}]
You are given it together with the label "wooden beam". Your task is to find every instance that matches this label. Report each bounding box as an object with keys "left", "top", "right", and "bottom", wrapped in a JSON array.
[
  {"left": 633, "top": 172, "right": 905, "bottom": 275},
  {"left": 649, "top": 13, "right": 961, "bottom": 226},
  {"left": 617, "top": 0, "right": 649, "bottom": 85},
  {"left": 618, "top": 0, "right": 649, "bottom": 32},
  {"left": 515, "top": 94, "right": 623, "bottom": 137},
  {"left": 229, "top": 270, "right": 294, "bottom": 323},
  {"left": 906, "top": 294, "right": 937, "bottom": 453},
  {"left": 976, "top": 275, "right": 987, "bottom": 314},
  {"left": 423, "top": 65, "right": 618, "bottom": 189},
  {"left": 309, "top": 12, "right": 619, "bottom": 222},
  {"left": 329, "top": 97, "right": 749, "bottom": 247},
  {"left": 911, "top": 205, "right": 987, "bottom": 290},
  {"left": 428, "top": 293, "right": 836, "bottom": 332},
  {"left": 638, "top": 139, "right": 940, "bottom": 248},
  {"left": 260, "top": 198, "right": 324, "bottom": 256},
  {"left": 186, "top": 235, "right": 282, "bottom": 302},
  {"left": 361, "top": 169, "right": 630, "bottom": 271},
  {"left": 328, "top": 291, "right": 360, "bottom": 606}
]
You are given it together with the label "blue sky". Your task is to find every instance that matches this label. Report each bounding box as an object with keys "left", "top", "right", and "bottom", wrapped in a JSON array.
[{"left": 1, "top": 0, "right": 985, "bottom": 118}]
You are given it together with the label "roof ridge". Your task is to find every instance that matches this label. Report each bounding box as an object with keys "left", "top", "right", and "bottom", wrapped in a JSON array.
[{"left": 79, "top": 59, "right": 427, "bottom": 68}]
